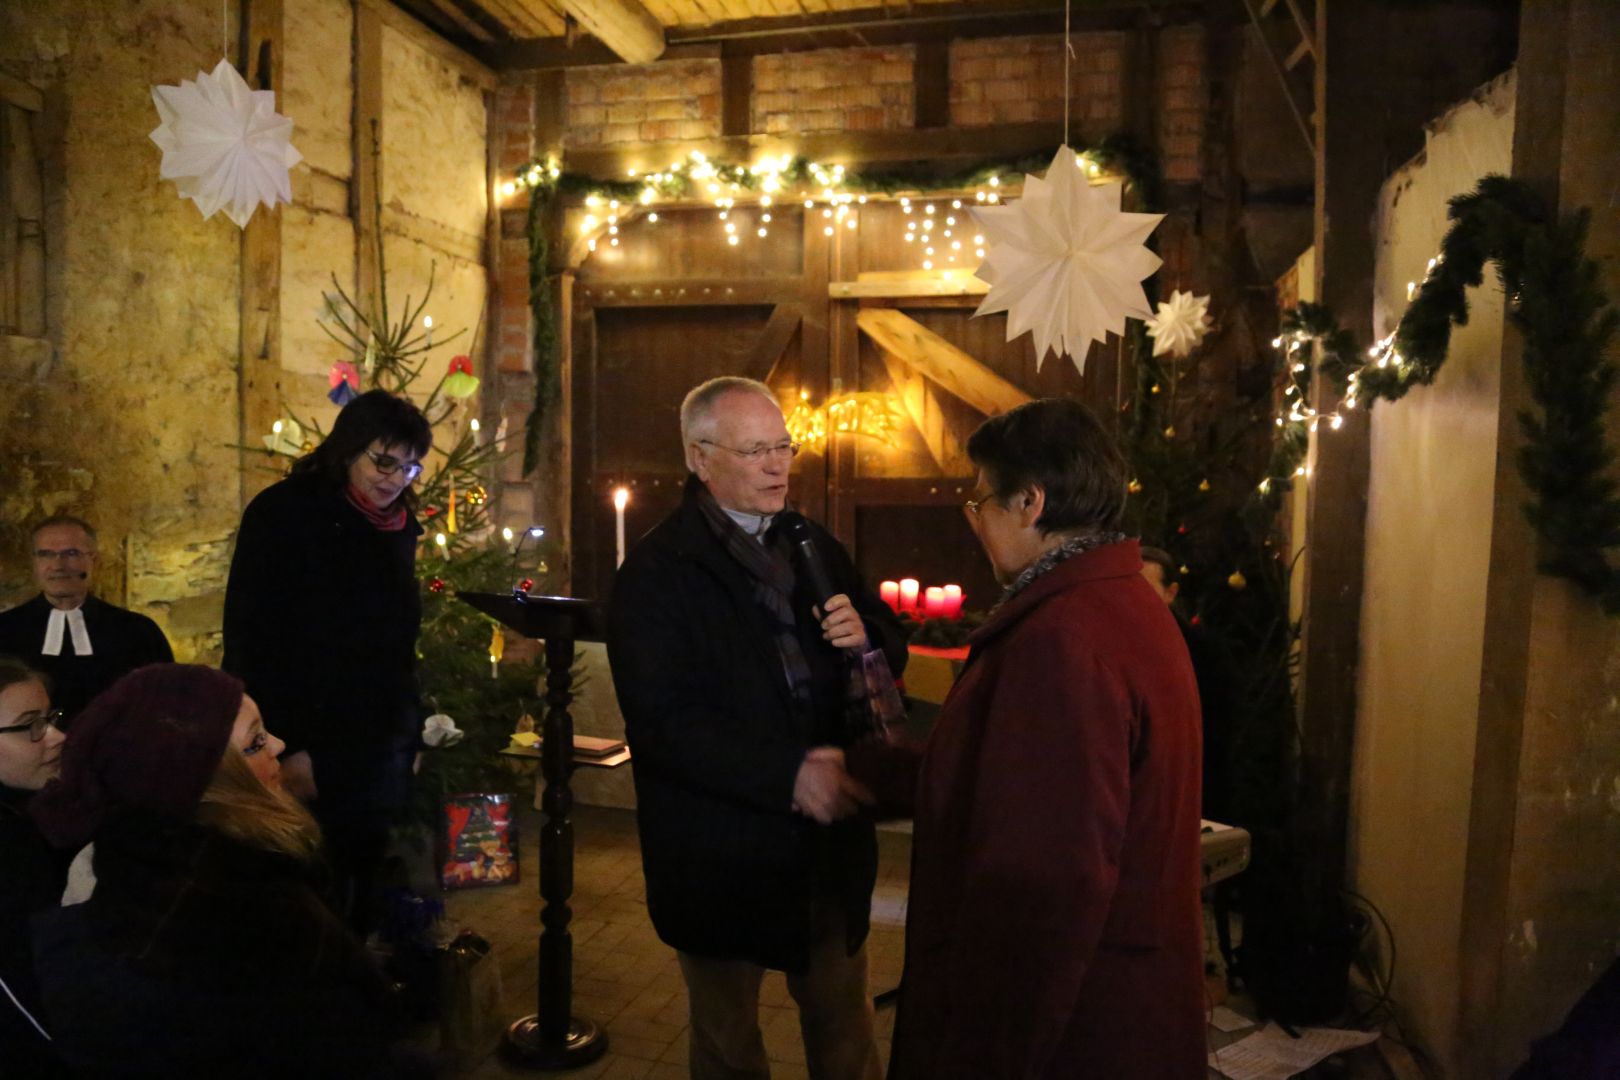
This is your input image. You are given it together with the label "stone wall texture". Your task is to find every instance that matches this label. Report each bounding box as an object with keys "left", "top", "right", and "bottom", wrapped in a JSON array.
[
  {"left": 948, "top": 32, "right": 1125, "bottom": 134},
  {"left": 752, "top": 46, "right": 916, "bottom": 135},
  {"left": 564, "top": 59, "right": 721, "bottom": 148}
]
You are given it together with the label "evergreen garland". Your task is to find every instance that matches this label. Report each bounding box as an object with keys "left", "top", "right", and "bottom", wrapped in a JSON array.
[
  {"left": 511, "top": 134, "right": 1162, "bottom": 472},
  {"left": 1276, "top": 175, "right": 1620, "bottom": 612}
]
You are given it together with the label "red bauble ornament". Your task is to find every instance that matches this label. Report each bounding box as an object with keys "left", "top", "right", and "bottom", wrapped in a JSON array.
[
  {"left": 517, "top": 578, "right": 535, "bottom": 594},
  {"left": 423, "top": 506, "right": 439, "bottom": 518},
  {"left": 1176, "top": 523, "right": 1188, "bottom": 535},
  {"left": 428, "top": 578, "right": 446, "bottom": 593}
]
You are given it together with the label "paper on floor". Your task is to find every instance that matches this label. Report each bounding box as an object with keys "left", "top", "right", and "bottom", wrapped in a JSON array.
[
  {"left": 1210, "top": 1005, "right": 1256, "bottom": 1033},
  {"left": 1209, "top": 1023, "right": 1380, "bottom": 1080}
]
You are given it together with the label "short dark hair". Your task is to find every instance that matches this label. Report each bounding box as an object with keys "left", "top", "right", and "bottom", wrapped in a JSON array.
[
  {"left": 965, "top": 398, "right": 1129, "bottom": 533},
  {"left": 0, "top": 654, "right": 48, "bottom": 698},
  {"left": 1139, "top": 546, "right": 1180, "bottom": 586},
  {"left": 291, "top": 389, "right": 432, "bottom": 492},
  {"left": 31, "top": 515, "right": 97, "bottom": 549}
]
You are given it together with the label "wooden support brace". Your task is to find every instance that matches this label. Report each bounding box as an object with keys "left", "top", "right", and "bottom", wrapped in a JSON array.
[
  {"left": 241, "top": 0, "right": 286, "bottom": 508},
  {"left": 562, "top": 0, "right": 665, "bottom": 64},
  {"left": 856, "top": 307, "right": 1030, "bottom": 417},
  {"left": 745, "top": 304, "right": 804, "bottom": 385},
  {"left": 878, "top": 349, "right": 972, "bottom": 475}
]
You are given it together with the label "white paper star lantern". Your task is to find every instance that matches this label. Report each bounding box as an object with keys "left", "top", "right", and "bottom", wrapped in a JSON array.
[
  {"left": 971, "top": 145, "right": 1164, "bottom": 375},
  {"left": 1145, "top": 289, "right": 1213, "bottom": 358},
  {"left": 150, "top": 59, "right": 302, "bottom": 228}
]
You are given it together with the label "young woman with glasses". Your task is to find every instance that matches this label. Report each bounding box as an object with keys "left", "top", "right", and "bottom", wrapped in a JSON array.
[
  {"left": 0, "top": 655, "right": 70, "bottom": 1076},
  {"left": 222, "top": 389, "right": 433, "bottom": 933}
]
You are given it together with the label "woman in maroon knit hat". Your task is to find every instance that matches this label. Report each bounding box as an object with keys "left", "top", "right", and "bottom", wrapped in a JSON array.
[{"left": 29, "top": 664, "right": 429, "bottom": 1079}]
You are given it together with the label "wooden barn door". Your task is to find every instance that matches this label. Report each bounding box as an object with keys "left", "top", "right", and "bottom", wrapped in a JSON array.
[{"left": 571, "top": 198, "right": 1126, "bottom": 611}]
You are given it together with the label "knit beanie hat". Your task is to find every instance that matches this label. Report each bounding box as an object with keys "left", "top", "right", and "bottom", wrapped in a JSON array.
[{"left": 31, "top": 663, "right": 244, "bottom": 850}]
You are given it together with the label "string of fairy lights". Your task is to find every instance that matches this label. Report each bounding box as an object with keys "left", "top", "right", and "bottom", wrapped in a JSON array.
[
  {"left": 1257, "top": 253, "right": 1446, "bottom": 497},
  {"left": 502, "top": 147, "right": 1121, "bottom": 273}
]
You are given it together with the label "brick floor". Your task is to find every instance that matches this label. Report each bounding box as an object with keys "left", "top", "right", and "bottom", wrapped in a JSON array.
[{"left": 426, "top": 806, "right": 1388, "bottom": 1080}]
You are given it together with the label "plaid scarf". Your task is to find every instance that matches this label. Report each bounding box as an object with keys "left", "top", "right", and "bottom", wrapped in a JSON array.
[
  {"left": 693, "top": 483, "right": 815, "bottom": 711},
  {"left": 693, "top": 483, "right": 894, "bottom": 744},
  {"left": 997, "top": 530, "right": 1131, "bottom": 610}
]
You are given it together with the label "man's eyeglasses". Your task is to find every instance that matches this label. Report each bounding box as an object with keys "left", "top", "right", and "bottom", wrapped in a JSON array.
[
  {"left": 963, "top": 494, "right": 993, "bottom": 518},
  {"left": 33, "top": 548, "right": 91, "bottom": 561},
  {"left": 364, "top": 449, "right": 424, "bottom": 482},
  {"left": 698, "top": 439, "right": 801, "bottom": 461},
  {"left": 0, "top": 709, "right": 65, "bottom": 742}
]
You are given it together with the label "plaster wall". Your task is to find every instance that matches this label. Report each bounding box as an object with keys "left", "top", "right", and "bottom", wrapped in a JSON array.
[
  {"left": 1350, "top": 70, "right": 1514, "bottom": 1075},
  {"left": 0, "top": 2, "right": 244, "bottom": 657}
]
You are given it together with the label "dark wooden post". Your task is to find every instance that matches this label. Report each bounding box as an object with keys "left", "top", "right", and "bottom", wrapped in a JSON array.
[{"left": 459, "top": 592, "right": 608, "bottom": 1070}]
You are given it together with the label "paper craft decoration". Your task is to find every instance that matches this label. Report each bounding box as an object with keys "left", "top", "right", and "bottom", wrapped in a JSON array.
[
  {"left": 443, "top": 355, "right": 480, "bottom": 399},
  {"left": 422, "top": 713, "right": 464, "bottom": 748},
  {"left": 149, "top": 59, "right": 302, "bottom": 228},
  {"left": 1146, "top": 289, "right": 1213, "bottom": 358},
  {"left": 441, "top": 793, "right": 517, "bottom": 889},
  {"left": 328, "top": 360, "right": 360, "bottom": 406},
  {"left": 971, "top": 145, "right": 1164, "bottom": 375}
]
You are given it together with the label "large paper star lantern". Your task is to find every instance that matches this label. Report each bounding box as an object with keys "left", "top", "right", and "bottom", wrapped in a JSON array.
[
  {"left": 971, "top": 145, "right": 1164, "bottom": 375},
  {"left": 150, "top": 59, "right": 302, "bottom": 228},
  {"left": 1146, "top": 289, "right": 1213, "bottom": 358}
]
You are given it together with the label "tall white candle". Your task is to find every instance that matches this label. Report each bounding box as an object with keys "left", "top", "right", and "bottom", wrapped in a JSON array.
[{"left": 613, "top": 487, "right": 630, "bottom": 568}]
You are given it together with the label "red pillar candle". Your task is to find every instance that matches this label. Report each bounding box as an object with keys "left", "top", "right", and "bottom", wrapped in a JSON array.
[
  {"left": 899, "top": 578, "right": 920, "bottom": 613},
  {"left": 923, "top": 586, "right": 945, "bottom": 618},
  {"left": 943, "top": 584, "right": 964, "bottom": 619},
  {"left": 879, "top": 580, "right": 901, "bottom": 613}
]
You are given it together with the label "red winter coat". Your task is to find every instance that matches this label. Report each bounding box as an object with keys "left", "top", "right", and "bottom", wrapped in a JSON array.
[{"left": 889, "top": 540, "right": 1206, "bottom": 1080}]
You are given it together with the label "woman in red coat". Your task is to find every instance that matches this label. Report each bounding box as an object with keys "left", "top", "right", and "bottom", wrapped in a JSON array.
[{"left": 885, "top": 399, "right": 1206, "bottom": 1079}]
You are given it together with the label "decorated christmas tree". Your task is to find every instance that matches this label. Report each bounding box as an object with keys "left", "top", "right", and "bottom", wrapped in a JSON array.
[{"left": 257, "top": 222, "right": 552, "bottom": 839}]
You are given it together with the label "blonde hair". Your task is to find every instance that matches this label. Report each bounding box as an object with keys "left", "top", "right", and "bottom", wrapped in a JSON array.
[{"left": 195, "top": 749, "right": 322, "bottom": 860}]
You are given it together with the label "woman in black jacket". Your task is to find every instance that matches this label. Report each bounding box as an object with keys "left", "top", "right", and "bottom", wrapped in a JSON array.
[
  {"left": 222, "top": 389, "right": 431, "bottom": 932},
  {"left": 0, "top": 655, "right": 70, "bottom": 1077},
  {"left": 29, "top": 663, "right": 428, "bottom": 1078}
]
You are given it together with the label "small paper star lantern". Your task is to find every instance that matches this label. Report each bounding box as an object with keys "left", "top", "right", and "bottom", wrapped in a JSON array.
[
  {"left": 443, "top": 355, "right": 480, "bottom": 399},
  {"left": 971, "top": 145, "right": 1163, "bottom": 375},
  {"left": 149, "top": 59, "right": 302, "bottom": 228},
  {"left": 1145, "top": 289, "right": 1213, "bottom": 358}
]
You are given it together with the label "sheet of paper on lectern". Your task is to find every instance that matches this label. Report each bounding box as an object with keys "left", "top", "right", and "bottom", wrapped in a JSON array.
[
  {"left": 150, "top": 58, "right": 302, "bottom": 228},
  {"left": 971, "top": 145, "right": 1163, "bottom": 376}
]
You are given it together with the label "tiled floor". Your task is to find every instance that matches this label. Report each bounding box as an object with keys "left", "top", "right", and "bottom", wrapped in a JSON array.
[
  {"left": 433, "top": 806, "right": 909, "bottom": 1079},
  {"left": 426, "top": 806, "right": 1388, "bottom": 1080}
]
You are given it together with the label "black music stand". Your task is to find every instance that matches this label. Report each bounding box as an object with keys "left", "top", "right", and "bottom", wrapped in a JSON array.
[{"left": 458, "top": 591, "right": 609, "bottom": 1070}]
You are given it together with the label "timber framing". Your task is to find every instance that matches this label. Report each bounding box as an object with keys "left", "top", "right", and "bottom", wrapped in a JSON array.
[{"left": 397, "top": 0, "right": 1203, "bottom": 70}]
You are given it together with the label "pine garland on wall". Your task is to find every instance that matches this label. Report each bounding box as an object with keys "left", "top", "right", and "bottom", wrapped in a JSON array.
[{"left": 1267, "top": 175, "right": 1620, "bottom": 612}]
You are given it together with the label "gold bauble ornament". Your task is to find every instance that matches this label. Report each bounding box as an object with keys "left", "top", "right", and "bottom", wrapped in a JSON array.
[{"left": 1227, "top": 570, "right": 1248, "bottom": 590}]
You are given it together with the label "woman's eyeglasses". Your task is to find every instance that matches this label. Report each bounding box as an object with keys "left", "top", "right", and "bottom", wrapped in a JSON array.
[
  {"left": 0, "top": 709, "right": 65, "bottom": 742},
  {"left": 364, "top": 449, "right": 424, "bottom": 482}
]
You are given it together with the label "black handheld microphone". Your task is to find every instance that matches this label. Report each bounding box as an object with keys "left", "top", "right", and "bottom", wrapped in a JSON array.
[{"left": 777, "top": 512, "right": 838, "bottom": 607}]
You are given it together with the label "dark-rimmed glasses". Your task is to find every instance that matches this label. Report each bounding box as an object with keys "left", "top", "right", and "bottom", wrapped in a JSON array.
[
  {"left": 364, "top": 449, "right": 424, "bottom": 482},
  {"left": 0, "top": 709, "right": 65, "bottom": 742},
  {"left": 698, "top": 439, "right": 801, "bottom": 461}
]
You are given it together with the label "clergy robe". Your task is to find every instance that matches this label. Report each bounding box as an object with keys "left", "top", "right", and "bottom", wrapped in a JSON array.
[
  {"left": 0, "top": 595, "right": 173, "bottom": 719},
  {"left": 887, "top": 540, "right": 1206, "bottom": 1080}
]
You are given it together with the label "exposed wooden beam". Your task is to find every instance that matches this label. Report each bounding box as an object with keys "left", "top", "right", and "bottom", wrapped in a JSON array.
[
  {"left": 745, "top": 303, "right": 804, "bottom": 383},
  {"left": 879, "top": 349, "right": 972, "bottom": 475},
  {"left": 1285, "top": 36, "right": 1312, "bottom": 71},
  {"left": 575, "top": 278, "right": 800, "bottom": 306},
  {"left": 565, "top": 121, "right": 1067, "bottom": 178},
  {"left": 721, "top": 50, "right": 752, "bottom": 137},
  {"left": 241, "top": 0, "right": 285, "bottom": 508},
  {"left": 354, "top": 0, "right": 384, "bottom": 312},
  {"left": 856, "top": 308, "right": 1029, "bottom": 416},
  {"left": 485, "top": 1, "right": 1203, "bottom": 69},
  {"left": 914, "top": 39, "right": 949, "bottom": 129},
  {"left": 563, "top": 0, "right": 665, "bottom": 63},
  {"left": 829, "top": 269, "right": 987, "bottom": 299},
  {"left": 359, "top": 0, "right": 497, "bottom": 89}
]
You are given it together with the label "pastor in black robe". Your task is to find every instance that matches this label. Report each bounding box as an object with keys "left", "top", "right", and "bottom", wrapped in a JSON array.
[{"left": 0, "top": 594, "right": 173, "bottom": 719}]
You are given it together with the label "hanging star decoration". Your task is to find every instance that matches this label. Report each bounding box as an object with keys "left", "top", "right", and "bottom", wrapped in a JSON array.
[
  {"left": 971, "top": 145, "right": 1164, "bottom": 375},
  {"left": 328, "top": 360, "right": 360, "bottom": 406},
  {"left": 149, "top": 59, "right": 302, "bottom": 228},
  {"left": 1145, "top": 289, "right": 1214, "bottom": 358},
  {"left": 443, "top": 355, "right": 480, "bottom": 399}
]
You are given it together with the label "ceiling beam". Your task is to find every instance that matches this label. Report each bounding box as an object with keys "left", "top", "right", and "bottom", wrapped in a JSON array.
[
  {"left": 483, "top": 0, "right": 1203, "bottom": 69},
  {"left": 563, "top": 0, "right": 667, "bottom": 62}
]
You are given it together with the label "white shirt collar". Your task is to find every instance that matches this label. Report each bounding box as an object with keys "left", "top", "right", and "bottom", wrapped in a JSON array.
[{"left": 42, "top": 606, "right": 92, "bottom": 657}]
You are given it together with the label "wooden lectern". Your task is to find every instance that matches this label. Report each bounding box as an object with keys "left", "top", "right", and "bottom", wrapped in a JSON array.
[{"left": 458, "top": 591, "right": 609, "bottom": 1070}]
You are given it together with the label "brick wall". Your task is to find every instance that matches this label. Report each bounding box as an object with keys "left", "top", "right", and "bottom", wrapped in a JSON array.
[
  {"left": 949, "top": 33, "right": 1126, "bottom": 134},
  {"left": 563, "top": 59, "right": 722, "bottom": 147},
  {"left": 752, "top": 46, "right": 916, "bottom": 134},
  {"left": 1157, "top": 25, "right": 1204, "bottom": 182}
]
